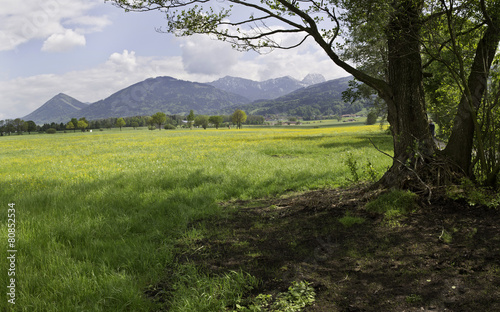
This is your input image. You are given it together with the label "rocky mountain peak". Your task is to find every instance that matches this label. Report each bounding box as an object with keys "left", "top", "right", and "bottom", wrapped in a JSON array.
[{"left": 302, "top": 74, "right": 326, "bottom": 86}]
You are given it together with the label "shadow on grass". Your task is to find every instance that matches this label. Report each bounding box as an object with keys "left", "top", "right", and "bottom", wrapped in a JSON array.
[{"left": 268, "top": 132, "right": 393, "bottom": 151}]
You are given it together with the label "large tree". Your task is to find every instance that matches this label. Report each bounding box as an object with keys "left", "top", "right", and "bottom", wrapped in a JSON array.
[
  {"left": 116, "top": 118, "right": 126, "bottom": 131},
  {"left": 108, "top": 0, "right": 500, "bottom": 189},
  {"left": 186, "top": 110, "right": 195, "bottom": 129},
  {"left": 151, "top": 112, "right": 167, "bottom": 130},
  {"left": 26, "top": 121, "right": 37, "bottom": 134},
  {"left": 231, "top": 109, "right": 247, "bottom": 129},
  {"left": 13, "top": 118, "right": 27, "bottom": 135},
  {"left": 209, "top": 115, "right": 224, "bottom": 129},
  {"left": 77, "top": 120, "right": 88, "bottom": 132},
  {"left": 194, "top": 115, "right": 209, "bottom": 129}
]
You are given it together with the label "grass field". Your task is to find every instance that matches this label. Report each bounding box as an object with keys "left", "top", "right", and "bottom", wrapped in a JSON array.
[{"left": 0, "top": 125, "right": 392, "bottom": 311}]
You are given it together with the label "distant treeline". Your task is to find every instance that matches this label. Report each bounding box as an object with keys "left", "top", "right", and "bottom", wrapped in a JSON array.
[{"left": 0, "top": 113, "right": 265, "bottom": 134}]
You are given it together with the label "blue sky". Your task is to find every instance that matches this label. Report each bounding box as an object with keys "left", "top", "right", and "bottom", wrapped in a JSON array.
[{"left": 0, "top": 0, "right": 347, "bottom": 120}]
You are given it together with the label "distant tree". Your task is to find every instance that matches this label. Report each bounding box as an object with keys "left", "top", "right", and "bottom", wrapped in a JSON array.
[
  {"left": 70, "top": 118, "right": 78, "bottom": 131},
  {"left": 194, "top": 115, "right": 209, "bottom": 129},
  {"left": 77, "top": 119, "right": 88, "bottom": 132},
  {"left": 66, "top": 121, "right": 75, "bottom": 132},
  {"left": 116, "top": 118, "right": 126, "bottom": 131},
  {"left": 208, "top": 115, "right": 224, "bottom": 129},
  {"left": 26, "top": 121, "right": 37, "bottom": 134},
  {"left": 13, "top": 118, "right": 26, "bottom": 134},
  {"left": 131, "top": 122, "right": 139, "bottom": 130},
  {"left": 246, "top": 115, "right": 265, "bottom": 125},
  {"left": 4, "top": 120, "right": 14, "bottom": 135},
  {"left": 366, "top": 111, "right": 378, "bottom": 125},
  {"left": 151, "top": 112, "right": 167, "bottom": 130},
  {"left": 187, "top": 110, "right": 195, "bottom": 129},
  {"left": 231, "top": 110, "right": 247, "bottom": 129},
  {"left": 101, "top": 119, "right": 111, "bottom": 130}
]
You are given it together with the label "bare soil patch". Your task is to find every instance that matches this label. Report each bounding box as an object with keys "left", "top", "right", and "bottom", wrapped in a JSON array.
[{"left": 162, "top": 187, "right": 500, "bottom": 311}]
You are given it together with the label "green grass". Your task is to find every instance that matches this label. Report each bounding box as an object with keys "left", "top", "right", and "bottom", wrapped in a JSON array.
[
  {"left": 338, "top": 211, "right": 366, "bottom": 227},
  {"left": 0, "top": 125, "right": 391, "bottom": 311},
  {"left": 365, "top": 190, "right": 418, "bottom": 227}
]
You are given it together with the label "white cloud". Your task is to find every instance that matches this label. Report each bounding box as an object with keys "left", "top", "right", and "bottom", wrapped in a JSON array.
[
  {"left": 42, "top": 29, "right": 86, "bottom": 52},
  {"left": 64, "top": 15, "right": 111, "bottom": 34},
  {"left": 107, "top": 50, "right": 138, "bottom": 72},
  {"left": 180, "top": 35, "right": 240, "bottom": 75},
  {"left": 0, "top": 0, "right": 107, "bottom": 51}
]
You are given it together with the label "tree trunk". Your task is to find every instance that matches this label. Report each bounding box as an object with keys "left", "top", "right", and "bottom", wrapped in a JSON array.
[
  {"left": 444, "top": 22, "right": 500, "bottom": 176},
  {"left": 377, "top": 0, "right": 436, "bottom": 189}
]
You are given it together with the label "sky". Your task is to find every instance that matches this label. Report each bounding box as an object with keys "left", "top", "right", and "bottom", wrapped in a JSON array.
[{"left": 0, "top": 0, "right": 348, "bottom": 120}]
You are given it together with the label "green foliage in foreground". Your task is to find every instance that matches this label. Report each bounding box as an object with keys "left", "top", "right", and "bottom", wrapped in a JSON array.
[
  {"left": 0, "top": 126, "right": 391, "bottom": 311},
  {"left": 234, "top": 281, "right": 315, "bottom": 312},
  {"left": 447, "top": 178, "right": 500, "bottom": 208}
]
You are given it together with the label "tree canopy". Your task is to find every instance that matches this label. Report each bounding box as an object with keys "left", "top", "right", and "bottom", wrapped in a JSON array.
[
  {"left": 151, "top": 112, "right": 167, "bottom": 130},
  {"left": 116, "top": 118, "right": 126, "bottom": 131},
  {"left": 232, "top": 109, "right": 247, "bottom": 129}
]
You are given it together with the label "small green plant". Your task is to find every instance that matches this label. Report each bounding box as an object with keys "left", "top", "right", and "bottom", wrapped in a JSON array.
[
  {"left": 338, "top": 211, "right": 365, "bottom": 227},
  {"left": 439, "top": 228, "right": 458, "bottom": 244},
  {"left": 439, "top": 229, "right": 453, "bottom": 244},
  {"left": 466, "top": 227, "right": 478, "bottom": 239},
  {"left": 234, "top": 280, "right": 315, "bottom": 312},
  {"left": 364, "top": 160, "right": 378, "bottom": 181},
  {"left": 344, "top": 152, "right": 359, "bottom": 182},
  {"left": 405, "top": 294, "right": 423, "bottom": 305}
]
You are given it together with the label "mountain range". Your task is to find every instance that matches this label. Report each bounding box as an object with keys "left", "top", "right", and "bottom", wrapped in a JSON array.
[
  {"left": 208, "top": 73, "right": 326, "bottom": 102},
  {"left": 224, "top": 76, "right": 365, "bottom": 117},
  {"left": 22, "top": 74, "right": 361, "bottom": 124}
]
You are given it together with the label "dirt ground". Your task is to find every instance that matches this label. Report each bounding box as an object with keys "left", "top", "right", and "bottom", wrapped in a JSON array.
[{"left": 168, "top": 187, "right": 500, "bottom": 311}]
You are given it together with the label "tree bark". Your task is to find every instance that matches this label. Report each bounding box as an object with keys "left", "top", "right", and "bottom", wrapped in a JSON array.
[
  {"left": 444, "top": 22, "right": 500, "bottom": 176},
  {"left": 377, "top": 0, "right": 436, "bottom": 188}
]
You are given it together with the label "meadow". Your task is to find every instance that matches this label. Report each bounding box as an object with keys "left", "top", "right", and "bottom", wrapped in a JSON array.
[{"left": 0, "top": 124, "right": 392, "bottom": 311}]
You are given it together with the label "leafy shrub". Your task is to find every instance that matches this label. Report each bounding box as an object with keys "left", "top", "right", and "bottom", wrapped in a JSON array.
[
  {"left": 344, "top": 152, "right": 359, "bottom": 182},
  {"left": 447, "top": 178, "right": 500, "bottom": 208},
  {"left": 363, "top": 160, "right": 378, "bottom": 181},
  {"left": 344, "top": 153, "right": 381, "bottom": 183},
  {"left": 46, "top": 128, "right": 57, "bottom": 134},
  {"left": 164, "top": 124, "right": 176, "bottom": 130},
  {"left": 234, "top": 280, "right": 315, "bottom": 312}
]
